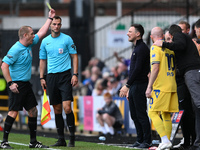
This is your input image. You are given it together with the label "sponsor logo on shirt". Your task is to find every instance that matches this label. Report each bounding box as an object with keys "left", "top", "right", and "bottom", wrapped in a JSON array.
[{"left": 152, "top": 54, "right": 156, "bottom": 58}]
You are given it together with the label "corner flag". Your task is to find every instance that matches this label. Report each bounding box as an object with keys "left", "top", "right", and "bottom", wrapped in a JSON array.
[{"left": 41, "top": 89, "right": 51, "bottom": 125}]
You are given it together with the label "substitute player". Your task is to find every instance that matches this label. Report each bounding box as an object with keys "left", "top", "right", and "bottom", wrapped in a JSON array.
[{"left": 146, "top": 27, "right": 179, "bottom": 150}]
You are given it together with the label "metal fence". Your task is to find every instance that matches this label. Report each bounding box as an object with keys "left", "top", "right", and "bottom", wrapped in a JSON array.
[{"left": 92, "top": 0, "right": 200, "bottom": 68}]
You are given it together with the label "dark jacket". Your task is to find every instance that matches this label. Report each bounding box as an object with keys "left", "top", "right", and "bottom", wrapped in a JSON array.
[
  {"left": 127, "top": 39, "right": 150, "bottom": 86},
  {"left": 98, "top": 101, "right": 123, "bottom": 124},
  {"left": 163, "top": 32, "right": 200, "bottom": 76}
]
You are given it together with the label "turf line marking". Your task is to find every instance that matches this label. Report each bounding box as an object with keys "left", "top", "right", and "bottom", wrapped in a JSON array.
[{"left": 0, "top": 140, "right": 61, "bottom": 150}]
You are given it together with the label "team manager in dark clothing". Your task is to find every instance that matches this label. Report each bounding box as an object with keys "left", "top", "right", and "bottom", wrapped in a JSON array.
[
  {"left": 119, "top": 24, "right": 151, "bottom": 149},
  {"left": 154, "top": 24, "right": 200, "bottom": 150}
]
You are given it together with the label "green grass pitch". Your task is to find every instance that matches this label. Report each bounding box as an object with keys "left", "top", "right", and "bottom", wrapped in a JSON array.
[{"left": 0, "top": 131, "right": 137, "bottom": 150}]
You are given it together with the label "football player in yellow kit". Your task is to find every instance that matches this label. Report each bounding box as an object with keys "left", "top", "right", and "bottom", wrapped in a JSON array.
[{"left": 146, "top": 27, "right": 179, "bottom": 150}]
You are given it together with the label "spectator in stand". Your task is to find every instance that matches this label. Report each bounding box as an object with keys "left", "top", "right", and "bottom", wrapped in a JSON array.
[
  {"left": 117, "top": 62, "right": 128, "bottom": 84},
  {"left": 92, "top": 78, "right": 106, "bottom": 96},
  {"left": 110, "top": 66, "right": 119, "bottom": 79},
  {"left": 106, "top": 76, "right": 122, "bottom": 97},
  {"left": 89, "top": 57, "right": 109, "bottom": 74},
  {"left": 178, "top": 21, "right": 190, "bottom": 34},
  {"left": 113, "top": 52, "right": 130, "bottom": 72},
  {"left": 96, "top": 92, "right": 123, "bottom": 135},
  {"left": 86, "top": 73, "right": 99, "bottom": 95},
  {"left": 91, "top": 66, "right": 102, "bottom": 78},
  {"left": 82, "top": 67, "right": 91, "bottom": 86}
]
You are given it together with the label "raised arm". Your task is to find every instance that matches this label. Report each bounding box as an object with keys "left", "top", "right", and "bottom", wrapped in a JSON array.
[
  {"left": 154, "top": 33, "right": 187, "bottom": 52},
  {"left": 36, "top": 9, "right": 56, "bottom": 40}
]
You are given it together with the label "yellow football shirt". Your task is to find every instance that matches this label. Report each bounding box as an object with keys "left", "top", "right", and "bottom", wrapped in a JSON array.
[{"left": 150, "top": 45, "right": 177, "bottom": 92}]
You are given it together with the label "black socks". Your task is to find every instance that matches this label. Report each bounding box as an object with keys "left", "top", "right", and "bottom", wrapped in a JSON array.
[
  {"left": 3, "top": 115, "right": 15, "bottom": 142},
  {"left": 28, "top": 117, "right": 37, "bottom": 143}
]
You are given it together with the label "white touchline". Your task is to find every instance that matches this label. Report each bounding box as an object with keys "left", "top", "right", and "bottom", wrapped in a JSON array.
[{"left": 0, "top": 140, "right": 61, "bottom": 150}]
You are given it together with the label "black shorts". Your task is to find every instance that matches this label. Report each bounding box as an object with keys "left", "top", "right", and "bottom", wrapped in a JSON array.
[
  {"left": 8, "top": 81, "right": 38, "bottom": 111},
  {"left": 47, "top": 70, "right": 73, "bottom": 105},
  {"left": 113, "top": 121, "right": 123, "bottom": 129}
]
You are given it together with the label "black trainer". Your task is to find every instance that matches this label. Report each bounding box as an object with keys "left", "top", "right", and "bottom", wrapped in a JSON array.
[
  {"left": 127, "top": 141, "right": 141, "bottom": 148},
  {"left": 0, "top": 141, "right": 13, "bottom": 149},
  {"left": 67, "top": 136, "right": 75, "bottom": 147},
  {"left": 50, "top": 138, "right": 66, "bottom": 147},
  {"left": 29, "top": 141, "right": 49, "bottom": 148},
  {"left": 138, "top": 142, "right": 152, "bottom": 148}
]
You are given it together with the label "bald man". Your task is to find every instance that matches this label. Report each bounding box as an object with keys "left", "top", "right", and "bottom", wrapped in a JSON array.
[{"left": 146, "top": 27, "right": 179, "bottom": 150}]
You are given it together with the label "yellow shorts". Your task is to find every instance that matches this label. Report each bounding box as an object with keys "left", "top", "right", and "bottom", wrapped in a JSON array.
[{"left": 148, "top": 90, "right": 179, "bottom": 112}]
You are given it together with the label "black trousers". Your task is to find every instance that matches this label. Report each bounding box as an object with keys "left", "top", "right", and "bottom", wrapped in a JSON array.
[
  {"left": 177, "top": 83, "right": 196, "bottom": 146},
  {"left": 128, "top": 82, "right": 151, "bottom": 144}
]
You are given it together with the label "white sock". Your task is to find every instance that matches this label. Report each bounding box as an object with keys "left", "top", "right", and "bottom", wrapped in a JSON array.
[
  {"left": 108, "top": 126, "right": 114, "bottom": 135},
  {"left": 101, "top": 126, "right": 107, "bottom": 134},
  {"left": 161, "top": 135, "right": 170, "bottom": 143}
]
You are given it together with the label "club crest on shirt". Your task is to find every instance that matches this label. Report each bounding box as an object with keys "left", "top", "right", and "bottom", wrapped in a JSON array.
[
  {"left": 154, "top": 89, "right": 160, "bottom": 98},
  {"left": 59, "top": 48, "right": 63, "bottom": 54}
]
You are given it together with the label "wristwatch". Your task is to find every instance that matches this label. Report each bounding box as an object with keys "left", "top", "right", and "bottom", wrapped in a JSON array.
[
  {"left": 73, "top": 73, "right": 79, "bottom": 77},
  {"left": 8, "top": 81, "right": 14, "bottom": 86},
  {"left": 125, "top": 84, "right": 130, "bottom": 88}
]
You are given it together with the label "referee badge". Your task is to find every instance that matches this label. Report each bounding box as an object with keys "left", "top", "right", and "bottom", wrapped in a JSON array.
[{"left": 59, "top": 48, "right": 63, "bottom": 54}]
